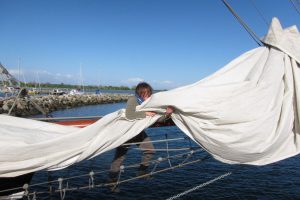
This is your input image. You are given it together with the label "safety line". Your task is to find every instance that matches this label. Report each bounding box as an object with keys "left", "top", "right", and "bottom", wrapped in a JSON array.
[
  {"left": 0, "top": 149, "right": 205, "bottom": 195},
  {"left": 26, "top": 157, "right": 210, "bottom": 198},
  {"left": 166, "top": 172, "right": 232, "bottom": 200}
]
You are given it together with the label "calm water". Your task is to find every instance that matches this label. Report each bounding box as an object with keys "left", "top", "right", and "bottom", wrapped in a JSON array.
[{"left": 28, "top": 103, "right": 300, "bottom": 200}]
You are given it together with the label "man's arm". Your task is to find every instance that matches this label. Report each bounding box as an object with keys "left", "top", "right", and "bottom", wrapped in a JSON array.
[{"left": 125, "top": 96, "right": 146, "bottom": 120}]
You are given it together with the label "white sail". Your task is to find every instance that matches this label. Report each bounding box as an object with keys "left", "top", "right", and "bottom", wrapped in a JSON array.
[{"left": 1, "top": 18, "right": 300, "bottom": 177}]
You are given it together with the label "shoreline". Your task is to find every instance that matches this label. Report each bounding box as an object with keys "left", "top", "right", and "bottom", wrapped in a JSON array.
[{"left": 0, "top": 93, "right": 131, "bottom": 117}]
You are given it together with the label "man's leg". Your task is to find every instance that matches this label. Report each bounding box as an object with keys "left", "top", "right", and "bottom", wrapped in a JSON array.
[
  {"left": 110, "top": 146, "right": 129, "bottom": 172},
  {"left": 109, "top": 132, "right": 144, "bottom": 178},
  {"left": 108, "top": 146, "right": 129, "bottom": 192},
  {"left": 137, "top": 131, "right": 155, "bottom": 174}
]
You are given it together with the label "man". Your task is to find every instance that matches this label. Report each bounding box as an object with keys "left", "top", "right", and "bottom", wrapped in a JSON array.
[{"left": 108, "top": 82, "right": 173, "bottom": 191}]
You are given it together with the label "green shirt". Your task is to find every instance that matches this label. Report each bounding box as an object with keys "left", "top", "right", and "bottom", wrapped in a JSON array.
[
  {"left": 125, "top": 96, "right": 168, "bottom": 122},
  {"left": 125, "top": 96, "right": 146, "bottom": 120}
]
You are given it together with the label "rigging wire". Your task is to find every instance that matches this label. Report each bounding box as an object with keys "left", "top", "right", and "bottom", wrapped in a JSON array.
[
  {"left": 289, "top": 0, "right": 300, "bottom": 16},
  {"left": 166, "top": 172, "right": 232, "bottom": 200},
  {"left": 248, "top": 0, "right": 269, "bottom": 27},
  {"left": 221, "top": 0, "right": 263, "bottom": 46}
]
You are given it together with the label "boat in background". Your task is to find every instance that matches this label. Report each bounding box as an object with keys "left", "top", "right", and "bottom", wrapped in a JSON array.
[
  {"left": 49, "top": 89, "right": 66, "bottom": 95},
  {"left": 69, "top": 88, "right": 84, "bottom": 95},
  {"left": 27, "top": 88, "right": 40, "bottom": 95}
]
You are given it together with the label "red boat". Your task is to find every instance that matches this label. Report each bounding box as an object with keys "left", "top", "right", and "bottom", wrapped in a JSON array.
[
  {"left": 37, "top": 116, "right": 175, "bottom": 128},
  {"left": 45, "top": 116, "right": 101, "bottom": 128}
]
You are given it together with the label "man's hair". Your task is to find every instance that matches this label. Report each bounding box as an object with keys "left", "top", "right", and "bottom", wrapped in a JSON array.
[{"left": 135, "top": 82, "right": 153, "bottom": 96}]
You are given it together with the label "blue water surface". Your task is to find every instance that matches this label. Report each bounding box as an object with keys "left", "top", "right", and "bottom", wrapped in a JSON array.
[{"left": 29, "top": 103, "right": 300, "bottom": 200}]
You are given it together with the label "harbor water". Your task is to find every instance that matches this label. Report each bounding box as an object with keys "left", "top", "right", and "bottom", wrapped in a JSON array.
[{"left": 29, "top": 102, "right": 300, "bottom": 200}]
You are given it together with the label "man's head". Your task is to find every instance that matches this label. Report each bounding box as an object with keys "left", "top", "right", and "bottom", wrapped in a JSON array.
[{"left": 135, "top": 82, "right": 153, "bottom": 100}]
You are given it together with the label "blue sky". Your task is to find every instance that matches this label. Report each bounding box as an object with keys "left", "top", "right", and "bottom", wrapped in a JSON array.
[{"left": 0, "top": 0, "right": 298, "bottom": 90}]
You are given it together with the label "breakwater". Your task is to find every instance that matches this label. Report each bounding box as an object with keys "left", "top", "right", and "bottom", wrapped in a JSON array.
[{"left": 0, "top": 93, "right": 131, "bottom": 117}]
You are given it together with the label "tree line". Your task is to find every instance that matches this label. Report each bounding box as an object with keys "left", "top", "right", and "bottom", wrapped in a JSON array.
[{"left": 20, "top": 82, "right": 134, "bottom": 91}]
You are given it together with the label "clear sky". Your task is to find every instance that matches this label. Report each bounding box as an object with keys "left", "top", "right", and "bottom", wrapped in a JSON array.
[{"left": 0, "top": 0, "right": 298, "bottom": 90}]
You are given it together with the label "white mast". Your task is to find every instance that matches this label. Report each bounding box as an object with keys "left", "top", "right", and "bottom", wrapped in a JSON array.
[
  {"left": 18, "top": 58, "right": 21, "bottom": 87},
  {"left": 80, "top": 63, "right": 84, "bottom": 92},
  {"left": 36, "top": 72, "right": 41, "bottom": 91},
  {"left": 22, "top": 72, "right": 27, "bottom": 87}
]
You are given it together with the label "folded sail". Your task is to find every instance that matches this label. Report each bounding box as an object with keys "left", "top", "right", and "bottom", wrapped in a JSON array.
[
  {"left": 1, "top": 18, "right": 300, "bottom": 177},
  {"left": 139, "top": 17, "right": 300, "bottom": 165}
]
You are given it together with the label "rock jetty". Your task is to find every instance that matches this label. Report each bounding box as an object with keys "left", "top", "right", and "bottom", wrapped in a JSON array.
[{"left": 0, "top": 93, "right": 131, "bottom": 117}]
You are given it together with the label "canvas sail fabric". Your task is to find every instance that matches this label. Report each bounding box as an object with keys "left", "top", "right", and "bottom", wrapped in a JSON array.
[
  {"left": 1, "top": 18, "right": 300, "bottom": 177},
  {"left": 139, "top": 18, "right": 300, "bottom": 165},
  {"left": 0, "top": 112, "right": 161, "bottom": 177}
]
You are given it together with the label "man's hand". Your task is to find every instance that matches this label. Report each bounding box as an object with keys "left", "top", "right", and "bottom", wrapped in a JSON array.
[
  {"left": 145, "top": 111, "right": 156, "bottom": 117},
  {"left": 166, "top": 106, "right": 174, "bottom": 115}
]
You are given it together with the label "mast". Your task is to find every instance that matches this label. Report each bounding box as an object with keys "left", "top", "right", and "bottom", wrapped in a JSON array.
[
  {"left": 80, "top": 63, "right": 84, "bottom": 92},
  {"left": 18, "top": 58, "right": 21, "bottom": 87},
  {"left": 37, "top": 72, "right": 41, "bottom": 91}
]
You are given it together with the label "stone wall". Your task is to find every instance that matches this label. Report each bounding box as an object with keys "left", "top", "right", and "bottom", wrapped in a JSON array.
[{"left": 0, "top": 94, "right": 131, "bottom": 117}]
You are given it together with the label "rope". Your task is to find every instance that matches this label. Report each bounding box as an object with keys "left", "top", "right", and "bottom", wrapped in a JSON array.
[
  {"left": 179, "top": 150, "right": 194, "bottom": 166},
  {"left": 165, "top": 172, "right": 232, "bottom": 200},
  {"left": 0, "top": 147, "right": 204, "bottom": 197},
  {"left": 222, "top": 0, "right": 263, "bottom": 46},
  {"left": 150, "top": 157, "right": 163, "bottom": 175},
  {"left": 289, "top": 0, "right": 300, "bottom": 16},
  {"left": 102, "top": 157, "right": 209, "bottom": 188},
  {"left": 7, "top": 88, "right": 50, "bottom": 117},
  {"left": 24, "top": 157, "right": 207, "bottom": 198},
  {"left": 110, "top": 165, "right": 124, "bottom": 191},
  {"left": 165, "top": 134, "right": 172, "bottom": 167},
  {"left": 58, "top": 178, "right": 66, "bottom": 200},
  {"left": 0, "top": 127, "right": 205, "bottom": 197},
  {"left": 130, "top": 147, "right": 197, "bottom": 151},
  {"left": 88, "top": 171, "right": 95, "bottom": 189},
  {"left": 23, "top": 183, "right": 29, "bottom": 199},
  {"left": 121, "top": 137, "right": 186, "bottom": 146},
  {"left": 8, "top": 88, "right": 24, "bottom": 115},
  {"left": 47, "top": 172, "right": 53, "bottom": 194},
  {"left": 248, "top": 0, "right": 269, "bottom": 27},
  {"left": 6, "top": 151, "right": 207, "bottom": 198},
  {"left": 32, "top": 192, "right": 37, "bottom": 200},
  {"left": 27, "top": 98, "right": 48, "bottom": 117}
]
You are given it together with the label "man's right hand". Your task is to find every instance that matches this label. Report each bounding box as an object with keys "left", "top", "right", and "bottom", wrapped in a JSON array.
[{"left": 145, "top": 111, "right": 156, "bottom": 117}]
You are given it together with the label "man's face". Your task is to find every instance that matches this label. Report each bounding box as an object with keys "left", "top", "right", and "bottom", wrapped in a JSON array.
[{"left": 140, "top": 90, "right": 151, "bottom": 101}]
